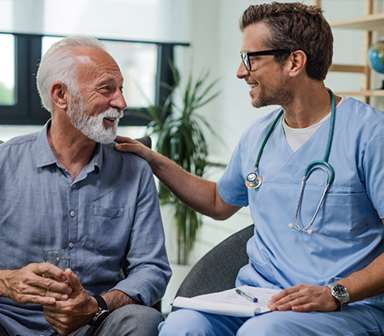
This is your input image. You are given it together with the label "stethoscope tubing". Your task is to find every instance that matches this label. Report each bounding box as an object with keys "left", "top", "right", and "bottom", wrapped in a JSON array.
[
  {"left": 293, "top": 165, "right": 331, "bottom": 234},
  {"left": 246, "top": 88, "right": 336, "bottom": 234}
]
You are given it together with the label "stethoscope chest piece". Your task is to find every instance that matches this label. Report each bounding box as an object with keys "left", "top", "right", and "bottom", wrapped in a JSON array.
[{"left": 246, "top": 171, "right": 262, "bottom": 189}]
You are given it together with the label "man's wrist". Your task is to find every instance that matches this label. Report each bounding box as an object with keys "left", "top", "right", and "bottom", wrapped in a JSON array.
[
  {"left": 326, "top": 283, "right": 350, "bottom": 310},
  {"left": 88, "top": 295, "right": 110, "bottom": 327}
]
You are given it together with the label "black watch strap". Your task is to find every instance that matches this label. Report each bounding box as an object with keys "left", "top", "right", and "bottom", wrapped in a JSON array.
[{"left": 89, "top": 295, "right": 110, "bottom": 327}]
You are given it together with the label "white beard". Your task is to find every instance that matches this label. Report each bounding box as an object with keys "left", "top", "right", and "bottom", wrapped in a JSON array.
[{"left": 67, "top": 95, "right": 123, "bottom": 144}]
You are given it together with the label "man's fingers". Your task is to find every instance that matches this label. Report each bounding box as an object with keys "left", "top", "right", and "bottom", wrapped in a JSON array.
[
  {"left": 6, "top": 263, "right": 71, "bottom": 305},
  {"left": 64, "top": 269, "right": 82, "bottom": 294},
  {"left": 44, "top": 312, "right": 70, "bottom": 336},
  {"left": 268, "top": 285, "right": 339, "bottom": 312},
  {"left": 36, "top": 263, "right": 67, "bottom": 282},
  {"left": 18, "top": 292, "right": 56, "bottom": 305},
  {"left": 30, "top": 274, "right": 72, "bottom": 296}
]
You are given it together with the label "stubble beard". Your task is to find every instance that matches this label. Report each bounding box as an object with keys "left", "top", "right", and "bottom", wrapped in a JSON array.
[
  {"left": 66, "top": 94, "right": 123, "bottom": 144},
  {"left": 251, "top": 74, "right": 293, "bottom": 109}
]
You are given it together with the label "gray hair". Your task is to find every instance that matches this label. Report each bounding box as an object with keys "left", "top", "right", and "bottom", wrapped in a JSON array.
[{"left": 36, "top": 35, "right": 106, "bottom": 112}]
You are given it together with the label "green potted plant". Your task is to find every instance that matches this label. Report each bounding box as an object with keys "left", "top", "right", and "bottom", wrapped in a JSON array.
[{"left": 143, "top": 61, "right": 221, "bottom": 265}]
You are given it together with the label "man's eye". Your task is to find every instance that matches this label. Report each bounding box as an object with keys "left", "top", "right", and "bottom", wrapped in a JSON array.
[{"left": 100, "top": 86, "right": 112, "bottom": 94}]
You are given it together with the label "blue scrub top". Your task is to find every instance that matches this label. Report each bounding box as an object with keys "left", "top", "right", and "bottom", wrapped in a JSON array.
[{"left": 217, "top": 97, "right": 384, "bottom": 309}]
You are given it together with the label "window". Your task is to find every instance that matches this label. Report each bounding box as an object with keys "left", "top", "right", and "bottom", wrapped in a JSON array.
[
  {"left": 0, "top": 34, "right": 15, "bottom": 106},
  {"left": 0, "top": 33, "right": 188, "bottom": 126}
]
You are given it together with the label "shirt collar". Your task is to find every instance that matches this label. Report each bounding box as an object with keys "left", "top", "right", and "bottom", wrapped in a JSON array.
[
  {"left": 36, "top": 120, "right": 58, "bottom": 168},
  {"left": 36, "top": 120, "right": 103, "bottom": 173}
]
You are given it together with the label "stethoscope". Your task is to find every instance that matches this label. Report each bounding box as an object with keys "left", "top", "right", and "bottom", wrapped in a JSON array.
[{"left": 246, "top": 88, "right": 336, "bottom": 234}]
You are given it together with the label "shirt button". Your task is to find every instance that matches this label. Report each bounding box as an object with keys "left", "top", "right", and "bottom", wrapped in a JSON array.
[
  {"left": 68, "top": 242, "right": 74, "bottom": 248},
  {"left": 71, "top": 184, "right": 76, "bottom": 189},
  {"left": 70, "top": 210, "right": 76, "bottom": 217}
]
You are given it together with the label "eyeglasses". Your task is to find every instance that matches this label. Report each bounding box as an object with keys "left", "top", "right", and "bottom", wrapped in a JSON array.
[{"left": 240, "top": 49, "right": 290, "bottom": 71}]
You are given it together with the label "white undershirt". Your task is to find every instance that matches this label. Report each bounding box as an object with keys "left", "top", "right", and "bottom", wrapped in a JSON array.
[{"left": 283, "top": 96, "right": 346, "bottom": 152}]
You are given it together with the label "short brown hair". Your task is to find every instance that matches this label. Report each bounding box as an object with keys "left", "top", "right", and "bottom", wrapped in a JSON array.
[{"left": 240, "top": 2, "right": 333, "bottom": 81}]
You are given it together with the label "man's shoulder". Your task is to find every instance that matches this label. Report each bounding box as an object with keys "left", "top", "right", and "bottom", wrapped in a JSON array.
[
  {"left": 0, "top": 132, "right": 39, "bottom": 152},
  {"left": 101, "top": 143, "right": 151, "bottom": 169},
  {"left": 339, "top": 97, "right": 384, "bottom": 130},
  {"left": 341, "top": 97, "right": 384, "bottom": 117}
]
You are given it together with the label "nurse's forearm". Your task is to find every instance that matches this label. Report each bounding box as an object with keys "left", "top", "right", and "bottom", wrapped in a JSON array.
[
  {"left": 114, "top": 138, "right": 240, "bottom": 219},
  {"left": 337, "top": 249, "right": 384, "bottom": 302},
  {"left": 148, "top": 150, "right": 240, "bottom": 220}
]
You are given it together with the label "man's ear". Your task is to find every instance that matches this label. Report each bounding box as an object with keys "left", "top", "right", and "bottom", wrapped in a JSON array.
[
  {"left": 50, "top": 82, "right": 69, "bottom": 110},
  {"left": 286, "top": 50, "right": 307, "bottom": 77}
]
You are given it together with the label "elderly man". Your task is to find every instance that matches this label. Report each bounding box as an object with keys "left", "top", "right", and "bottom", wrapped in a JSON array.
[
  {"left": 116, "top": 2, "right": 384, "bottom": 336},
  {"left": 0, "top": 35, "right": 171, "bottom": 336}
]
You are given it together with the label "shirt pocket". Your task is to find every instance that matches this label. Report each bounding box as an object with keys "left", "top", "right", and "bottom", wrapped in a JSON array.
[
  {"left": 318, "top": 191, "right": 376, "bottom": 239},
  {"left": 88, "top": 205, "right": 131, "bottom": 253}
]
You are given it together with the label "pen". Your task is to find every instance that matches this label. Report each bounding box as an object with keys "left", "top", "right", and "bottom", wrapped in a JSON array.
[{"left": 235, "top": 288, "right": 258, "bottom": 302}]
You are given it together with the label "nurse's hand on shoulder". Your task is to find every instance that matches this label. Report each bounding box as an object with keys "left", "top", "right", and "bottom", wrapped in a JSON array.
[
  {"left": 267, "top": 284, "right": 339, "bottom": 312},
  {"left": 114, "top": 136, "right": 153, "bottom": 162}
]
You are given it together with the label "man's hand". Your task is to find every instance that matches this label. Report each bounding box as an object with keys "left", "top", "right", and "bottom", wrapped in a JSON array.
[
  {"left": 267, "top": 284, "right": 339, "bottom": 312},
  {"left": 1, "top": 263, "right": 71, "bottom": 305},
  {"left": 114, "top": 136, "right": 153, "bottom": 162},
  {"left": 43, "top": 269, "right": 98, "bottom": 336}
]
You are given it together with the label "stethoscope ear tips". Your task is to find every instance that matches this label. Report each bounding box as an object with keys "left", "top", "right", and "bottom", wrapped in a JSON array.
[{"left": 288, "top": 223, "right": 294, "bottom": 229}]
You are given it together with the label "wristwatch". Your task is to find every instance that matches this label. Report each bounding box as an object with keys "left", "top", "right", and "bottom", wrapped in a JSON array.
[
  {"left": 89, "top": 295, "right": 110, "bottom": 327},
  {"left": 326, "top": 283, "right": 350, "bottom": 310}
]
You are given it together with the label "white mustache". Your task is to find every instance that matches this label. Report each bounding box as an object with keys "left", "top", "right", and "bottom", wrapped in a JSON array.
[{"left": 100, "top": 108, "right": 124, "bottom": 120}]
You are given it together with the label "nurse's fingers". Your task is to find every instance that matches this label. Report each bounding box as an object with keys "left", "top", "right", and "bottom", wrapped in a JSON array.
[{"left": 267, "top": 284, "right": 339, "bottom": 312}]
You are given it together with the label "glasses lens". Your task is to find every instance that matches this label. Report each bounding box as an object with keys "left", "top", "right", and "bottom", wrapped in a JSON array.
[{"left": 241, "top": 52, "right": 251, "bottom": 71}]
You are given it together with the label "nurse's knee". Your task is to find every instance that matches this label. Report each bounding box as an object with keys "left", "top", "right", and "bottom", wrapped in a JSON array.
[
  {"left": 158, "top": 309, "right": 215, "bottom": 336},
  {"left": 238, "top": 312, "right": 303, "bottom": 336}
]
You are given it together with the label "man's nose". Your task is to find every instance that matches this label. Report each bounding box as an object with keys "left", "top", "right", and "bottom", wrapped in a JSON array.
[
  {"left": 111, "top": 89, "right": 127, "bottom": 111},
  {"left": 237, "top": 61, "right": 249, "bottom": 79}
]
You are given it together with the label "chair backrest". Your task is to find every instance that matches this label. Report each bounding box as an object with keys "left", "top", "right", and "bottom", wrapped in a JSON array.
[
  {"left": 174, "top": 224, "right": 254, "bottom": 303},
  {"left": 135, "top": 136, "right": 151, "bottom": 149}
]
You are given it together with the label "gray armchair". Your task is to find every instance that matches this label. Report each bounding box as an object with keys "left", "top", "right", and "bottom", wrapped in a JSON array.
[{"left": 173, "top": 224, "right": 254, "bottom": 305}]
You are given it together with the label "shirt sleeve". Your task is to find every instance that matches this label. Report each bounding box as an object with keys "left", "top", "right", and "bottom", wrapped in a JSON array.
[
  {"left": 111, "top": 164, "right": 172, "bottom": 306},
  {"left": 364, "top": 132, "right": 384, "bottom": 219},
  {"left": 217, "top": 136, "right": 249, "bottom": 208}
]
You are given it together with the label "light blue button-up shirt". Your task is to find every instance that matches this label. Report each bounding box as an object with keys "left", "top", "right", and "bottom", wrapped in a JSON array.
[{"left": 0, "top": 122, "right": 171, "bottom": 336}]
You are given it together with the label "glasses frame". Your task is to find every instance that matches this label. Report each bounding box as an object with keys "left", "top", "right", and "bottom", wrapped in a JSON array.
[{"left": 240, "top": 49, "right": 290, "bottom": 71}]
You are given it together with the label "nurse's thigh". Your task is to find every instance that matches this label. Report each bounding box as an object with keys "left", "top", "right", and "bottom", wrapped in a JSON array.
[
  {"left": 238, "top": 304, "right": 383, "bottom": 336},
  {"left": 158, "top": 309, "right": 244, "bottom": 336}
]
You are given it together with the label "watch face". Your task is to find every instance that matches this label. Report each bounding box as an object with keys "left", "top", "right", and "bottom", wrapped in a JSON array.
[
  {"left": 327, "top": 283, "right": 350, "bottom": 310},
  {"left": 332, "top": 284, "right": 347, "bottom": 296}
]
